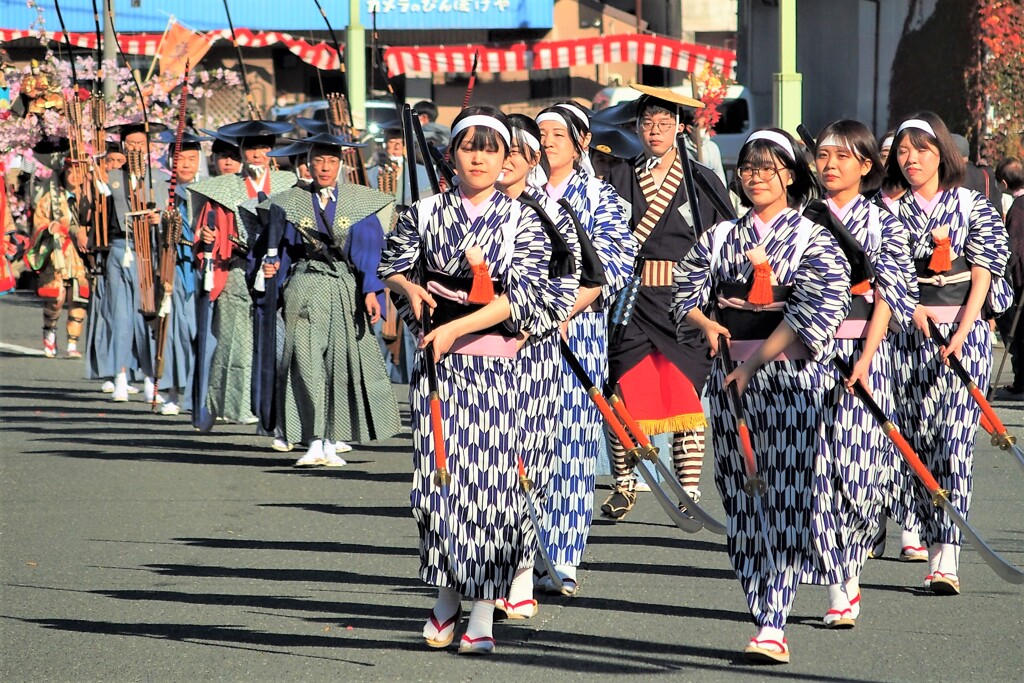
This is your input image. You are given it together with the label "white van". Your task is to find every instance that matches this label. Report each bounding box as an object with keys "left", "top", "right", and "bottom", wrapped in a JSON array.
[{"left": 591, "top": 84, "right": 755, "bottom": 174}]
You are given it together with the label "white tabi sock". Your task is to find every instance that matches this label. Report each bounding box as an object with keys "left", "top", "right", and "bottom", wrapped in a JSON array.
[
  {"left": 507, "top": 566, "right": 534, "bottom": 607},
  {"left": 827, "top": 583, "right": 851, "bottom": 612},
  {"left": 112, "top": 372, "right": 129, "bottom": 400},
  {"left": 464, "top": 600, "right": 495, "bottom": 642},
  {"left": 928, "top": 544, "right": 942, "bottom": 574},
  {"left": 901, "top": 528, "right": 923, "bottom": 550},
  {"left": 755, "top": 625, "right": 785, "bottom": 645},
  {"left": 144, "top": 376, "right": 155, "bottom": 402},
  {"left": 937, "top": 543, "right": 960, "bottom": 576},
  {"left": 845, "top": 576, "right": 861, "bottom": 618},
  {"left": 422, "top": 586, "right": 461, "bottom": 640},
  {"left": 554, "top": 563, "right": 577, "bottom": 582}
]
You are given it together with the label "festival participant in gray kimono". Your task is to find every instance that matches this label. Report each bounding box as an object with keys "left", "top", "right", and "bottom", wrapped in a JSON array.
[{"left": 256, "top": 133, "right": 401, "bottom": 466}]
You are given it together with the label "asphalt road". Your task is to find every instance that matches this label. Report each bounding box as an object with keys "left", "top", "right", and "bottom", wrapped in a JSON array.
[{"left": 1, "top": 290, "right": 1022, "bottom": 682}]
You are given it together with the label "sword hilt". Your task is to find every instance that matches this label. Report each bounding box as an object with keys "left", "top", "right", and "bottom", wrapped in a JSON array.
[
  {"left": 930, "top": 488, "right": 951, "bottom": 507},
  {"left": 743, "top": 476, "right": 767, "bottom": 497},
  {"left": 624, "top": 446, "right": 643, "bottom": 467},
  {"left": 519, "top": 474, "right": 534, "bottom": 492},
  {"left": 433, "top": 468, "right": 451, "bottom": 488},
  {"left": 995, "top": 433, "right": 1017, "bottom": 450},
  {"left": 640, "top": 444, "right": 660, "bottom": 462}
]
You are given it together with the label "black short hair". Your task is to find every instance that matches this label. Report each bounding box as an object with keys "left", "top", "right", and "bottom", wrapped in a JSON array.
[
  {"left": 736, "top": 128, "right": 818, "bottom": 208},
  {"left": 413, "top": 100, "right": 438, "bottom": 122},
  {"left": 815, "top": 119, "right": 885, "bottom": 195},
  {"left": 996, "top": 158, "right": 1024, "bottom": 193},
  {"left": 884, "top": 112, "right": 965, "bottom": 191}
]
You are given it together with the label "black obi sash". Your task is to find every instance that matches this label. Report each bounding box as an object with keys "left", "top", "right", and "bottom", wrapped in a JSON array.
[
  {"left": 914, "top": 255, "right": 971, "bottom": 306},
  {"left": 715, "top": 282, "right": 791, "bottom": 340},
  {"left": 426, "top": 272, "right": 512, "bottom": 337}
]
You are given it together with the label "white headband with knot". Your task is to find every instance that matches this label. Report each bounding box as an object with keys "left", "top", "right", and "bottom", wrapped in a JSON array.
[
  {"left": 556, "top": 103, "right": 590, "bottom": 130},
  {"left": 897, "top": 119, "right": 936, "bottom": 138},
  {"left": 518, "top": 129, "right": 541, "bottom": 153},
  {"left": 744, "top": 130, "right": 795, "bottom": 161},
  {"left": 451, "top": 114, "right": 511, "bottom": 147}
]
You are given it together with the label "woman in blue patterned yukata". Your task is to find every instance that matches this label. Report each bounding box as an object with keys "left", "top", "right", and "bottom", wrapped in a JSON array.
[
  {"left": 672, "top": 129, "right": 851, "bottom": 664},
  {"left": 809, "top": 120, "right": 917, "bottom": 627},
  {"left": 492, "top": 113, "right": 581, "bottom": 620},
  {"left": 379, "top": 106, "right": 563, "bottom": 655},
  {"left": 534, "top": 101, "right": 637, "bottom": 595},
  {"left": 884, "top": 112, "right": 1010, "bottom": 596}
]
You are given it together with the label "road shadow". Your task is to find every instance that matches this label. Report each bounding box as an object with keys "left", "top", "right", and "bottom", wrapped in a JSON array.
[
  {"left": 260, "top": 502, "right": 411, "bottom": 519},
  {"left": 173, "top": 537, "right": 417, "bottom": 557}
]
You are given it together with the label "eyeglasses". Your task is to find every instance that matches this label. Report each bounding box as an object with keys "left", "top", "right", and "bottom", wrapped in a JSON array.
[
  {"left": 737, "top": 165, "right": 784, "bottom": 181},
  {"left": 640, "top": 120, "right": 676, "bottom": 133}
]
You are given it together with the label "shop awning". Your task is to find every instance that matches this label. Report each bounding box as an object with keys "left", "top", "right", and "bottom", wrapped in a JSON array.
[{"left": 2, "top": 29, "right": 736, "bottom": 79}]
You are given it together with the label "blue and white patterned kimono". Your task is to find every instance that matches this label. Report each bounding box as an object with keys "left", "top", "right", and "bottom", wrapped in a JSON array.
[
  {"left": 888, "top": 187, "right": 1010, "bottom": 547},
  {"left": 812, "top": 195, "right": 917, "bottom": 584},
  {"left": 515, "top": 187, "right": 581, "bottom": 572},
  {"left": 542, "top": 170, "right": 636, "bottom": 570},
  {"left": 673, "top": 207, "right": 850, "bottom": 631},
  {"left": 378, "top": 187, "right": 559, "bottom": 600}
]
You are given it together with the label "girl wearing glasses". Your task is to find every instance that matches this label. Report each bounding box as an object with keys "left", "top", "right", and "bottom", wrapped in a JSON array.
[
  {"left": 533, "top": 102, "right": 636, "bottom": 596},
  {"left": 672, "top": 128, "right": 851, "bottom": 664},
  {"left": 884, "top": 112, "right": 1010, "bottom": 596},
  {"left": 809, "top": 120, "right": 917, "bottom": 628}
]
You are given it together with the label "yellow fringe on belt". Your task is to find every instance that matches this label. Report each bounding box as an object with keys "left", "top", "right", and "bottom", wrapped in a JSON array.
[{"left": 636, "top": 412, "right": 708, "bottom": 436}]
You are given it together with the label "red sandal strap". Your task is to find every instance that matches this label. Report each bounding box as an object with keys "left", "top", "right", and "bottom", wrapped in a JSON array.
[
  {"left": 749, "top": 637, "right": 787, "bottom": 653},
  {"left": 460, "top": 635, "right": 496, "bottom": 646},
  {"left": 428, "top": 609, "right": 459, "bottom": 633}
]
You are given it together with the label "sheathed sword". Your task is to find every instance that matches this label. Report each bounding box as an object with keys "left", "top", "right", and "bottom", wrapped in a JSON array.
[
  {"left": 928, "top": 319, "right": 1024, "bottom": 475},
  {"left": 604, "top": 392, "right": 726, "bottom": 535},
  {"left": 516, "top": 457, "right": 563, "bottom": 593},
  {"left": 835, "top": 354, "right": 1024, "bottom": 583},
  {"left": 421, "top": 301, "right": 455, "bottom": 565},
  {"left": 718, "top": 334, "right": 777, "bottom": 573},
  {"left": 559, "top": 339, "right": 702, "bottom": 534}
]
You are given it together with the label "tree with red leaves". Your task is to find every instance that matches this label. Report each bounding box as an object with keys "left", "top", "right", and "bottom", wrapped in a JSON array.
[{"left": 966, "top": 1, "right": 1024, "bottom": 163}]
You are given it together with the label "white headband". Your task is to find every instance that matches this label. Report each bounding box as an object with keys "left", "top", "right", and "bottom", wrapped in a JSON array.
[
  {"left": 817, "top": 134, "right": 847, "bottom": 150},
  {"left": 881, "top": 135, "right": 894, "bottom": 150},
  {"left": 744, "top": 130, "right": 796, "bottom": 160},
  {"left": 517, "top": 129, "right": 541, "bottom": 153},
  {"left": 556, "top": 104, "right": 590, "bottom": 130},
  {"left": 451, "top": 115, "right": 511, "bottom": 147},
  {"left": 897, "top": 119, "right": 936, "bottom": 138},
  {"left": 536, "top": 112, "right": 569, "bottom": 129}
]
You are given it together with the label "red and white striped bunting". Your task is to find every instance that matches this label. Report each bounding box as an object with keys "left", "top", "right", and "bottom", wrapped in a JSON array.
[
  {"left": 385, "top": 34, "right": 736, "bottom": 79},
  {"left": 2, "top": 29, "right": 736, "bottom": 79},
  {"left": 0, "top": 28, "right": 342, "bottom": 71}
]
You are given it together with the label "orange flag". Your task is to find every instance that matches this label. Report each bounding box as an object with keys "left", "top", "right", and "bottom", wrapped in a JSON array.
[{"left": 159, "top": 20, "right": 213, "bottom": 77}]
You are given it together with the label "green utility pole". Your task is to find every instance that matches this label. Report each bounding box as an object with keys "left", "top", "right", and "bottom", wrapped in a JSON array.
[
  {"left": 102, "top": 0, "right": 117, "bottom": 102},
  {"left": 773, "top": 0, "right": 802, "bottom": 134},
  {"left": 346, "top": 0, "right": 366, "bottom": 129}
]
